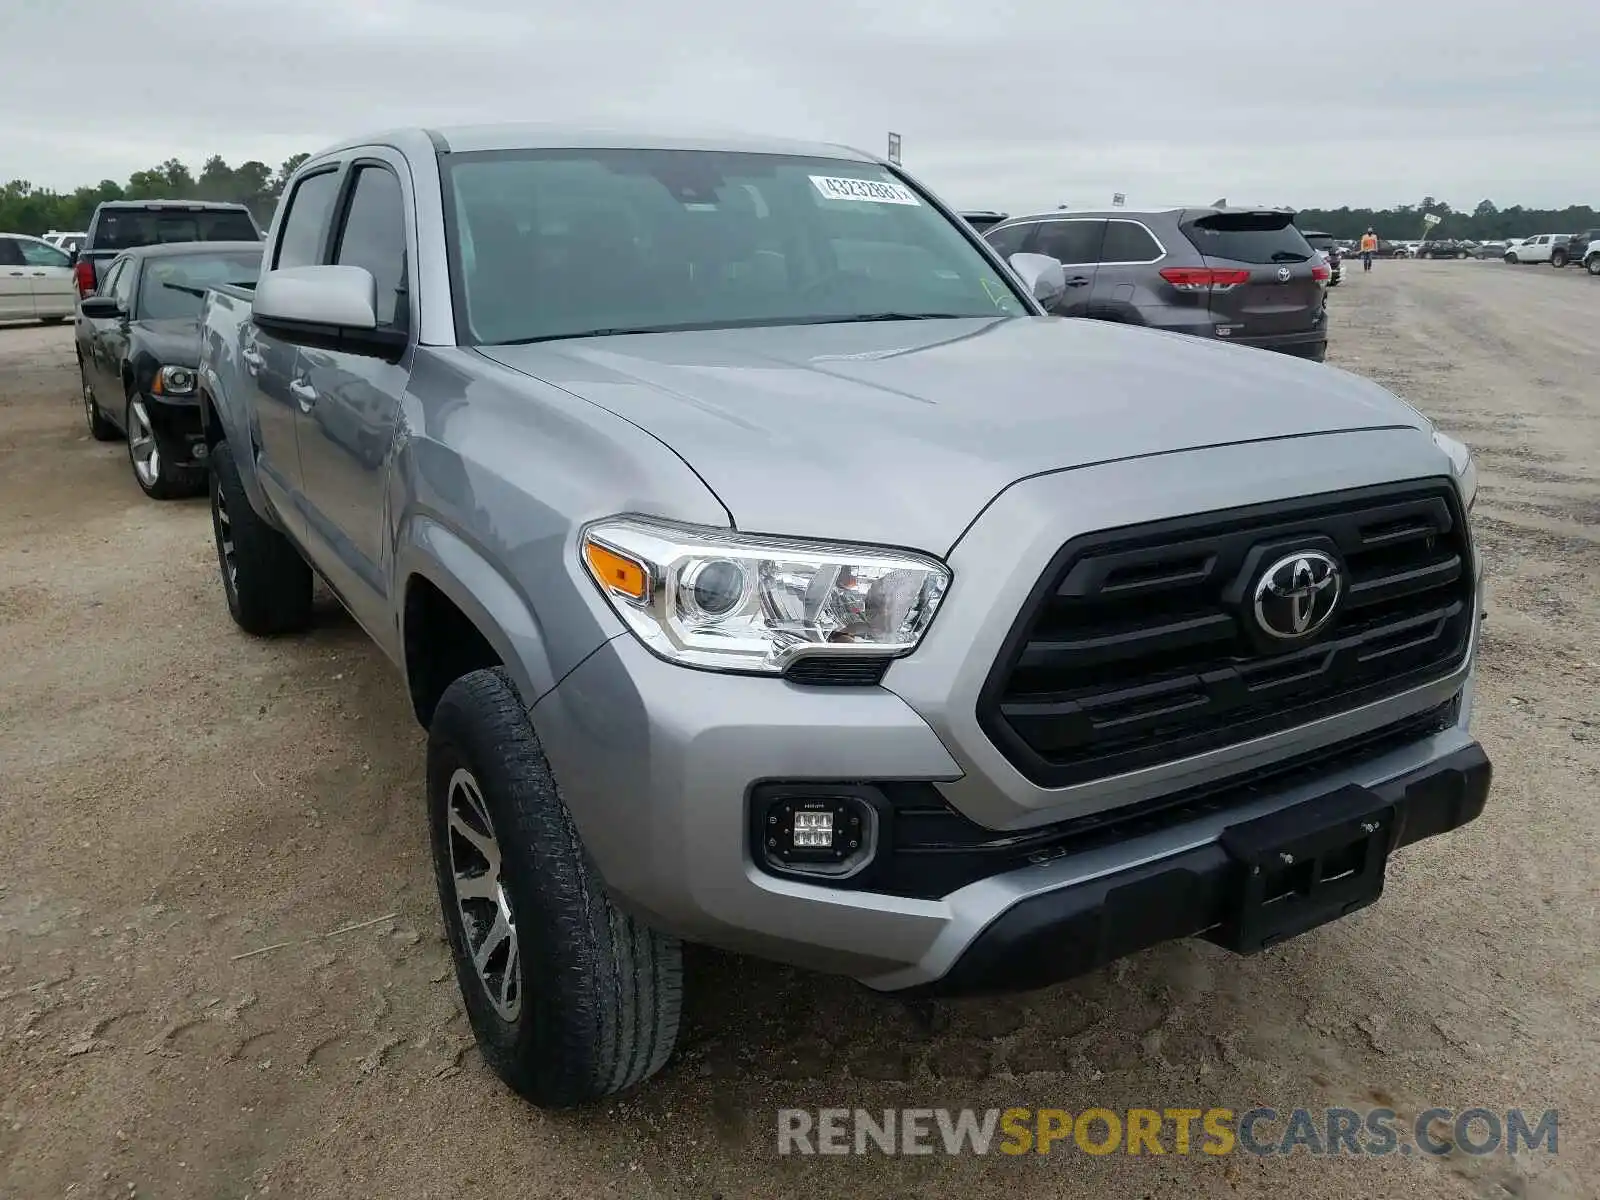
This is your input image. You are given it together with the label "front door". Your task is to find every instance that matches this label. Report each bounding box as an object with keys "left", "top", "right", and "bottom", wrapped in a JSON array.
[
  {"left": 292, "top": 158, "right": 414, "bottom": 642},
  {"left": 1026, "top": 219, "right": 1106, "bottom": 317},
  {"left": 0, "top": 238, "right": 30, "bottom": 320}
]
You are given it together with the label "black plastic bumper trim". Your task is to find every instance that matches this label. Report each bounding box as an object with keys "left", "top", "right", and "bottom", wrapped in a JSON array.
[{"left": 895, "top": 742, "right": 1490, "bottom": 998}]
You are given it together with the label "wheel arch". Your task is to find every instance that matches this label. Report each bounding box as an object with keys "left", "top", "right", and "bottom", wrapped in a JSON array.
[{"left": 396, "top": 517, "right": 563, "bottom": 728}]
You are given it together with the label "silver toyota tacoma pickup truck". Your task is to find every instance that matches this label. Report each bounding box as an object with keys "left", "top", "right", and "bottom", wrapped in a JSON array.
[{"left": 197, "top": 125, "right": 1490, "bottom": 1108}]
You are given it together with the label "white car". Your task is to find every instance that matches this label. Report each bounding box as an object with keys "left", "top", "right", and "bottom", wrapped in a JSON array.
[
  {"left": 0, "top": 233, "right": 77, "bottom": 323},
  {"left": 1503, "top": 234, "right": 1562, "bottom": 264},
  {"left": 1584, "top": 239, "right": 1600, "bottom": 276},
  {"left": 44, "top": 230, "right": 86, "bottom": 254}
]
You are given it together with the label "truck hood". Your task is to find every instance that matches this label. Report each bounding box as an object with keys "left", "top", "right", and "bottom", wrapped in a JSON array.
[{"left": 480, "top": 316, "right": 1428, "bottom": 553}]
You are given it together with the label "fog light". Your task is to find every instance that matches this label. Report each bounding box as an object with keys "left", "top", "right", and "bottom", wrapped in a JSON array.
[
  {"left": 793, "top": 810, "right": 834, "bottom": 848},
  {"left": 755, "top": 787, "right": 881, "bottom": 880}
]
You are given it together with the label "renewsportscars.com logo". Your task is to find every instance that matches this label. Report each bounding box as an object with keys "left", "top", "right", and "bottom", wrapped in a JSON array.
[{"left": 777, "top": 1107, "right": 1559, "bottom": 1158}]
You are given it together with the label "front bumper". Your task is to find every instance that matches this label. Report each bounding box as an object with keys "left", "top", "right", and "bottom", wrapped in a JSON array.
[
  {"left": 141, "top": 392, "right": 206, "bottom": 468},
  {"left": 530, "top": 435, "right": 1484, "bottom": 991}
]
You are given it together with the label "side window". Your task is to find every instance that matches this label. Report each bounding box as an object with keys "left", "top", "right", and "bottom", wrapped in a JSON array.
[
  {"left": 112, "top": 261, "right": 137, "bottom": 312},
  {"left": 0, "top": 238, "right": 22, "bottom": 267},
  {"left": 333, "top": 165, "right": 409, "bottom": 330},
  {"left": 984, "top": 223, "right": 1031, "bottom": 258},
  {"left": 1033, "top": 220, "right": 1106, "bottom": 265},
  {"left": 1100, "top": 221, "right": 1162, "bottom": 263},
  {"left": 19, "top": 240, "right": 70, "bottom": 268},
  {"left": 1536, "top": 235, "right": 1550, "bottom": 245},
  {"left": 274, "top": 169, "right": 341, "bottom": 269},
  {"left": 97, "top": 260, "right": 123, "bottom": 298}
]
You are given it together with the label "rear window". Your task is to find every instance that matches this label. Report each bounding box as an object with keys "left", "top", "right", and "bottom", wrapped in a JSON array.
[
  {"left": 93, "top": 207, "right": 260, "bottom": 251},
  {"left": 1184, "top": 212, "right": 1313, "bottom": 264},
  {"left": 1302, "top": 233, "right": 1335, "bottom": 250}
]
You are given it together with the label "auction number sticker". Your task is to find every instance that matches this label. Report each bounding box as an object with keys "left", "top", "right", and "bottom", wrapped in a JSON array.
[{"left": 810, "top": 176, "right": 921, "bottom": 205}]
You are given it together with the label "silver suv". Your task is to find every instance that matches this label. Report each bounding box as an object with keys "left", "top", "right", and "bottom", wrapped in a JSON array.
[
  {"left": 984, "top": 207, "right": 1330, "bottom": 360},
  {"left": 197, "top": 126, "right": 1489, "bottom": 1107}
]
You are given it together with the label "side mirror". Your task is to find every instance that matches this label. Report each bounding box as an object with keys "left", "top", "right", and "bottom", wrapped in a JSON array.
[
  {"left": 253, "top": 265, "right": 405, "bottom": 359},
  {"left": 79, "top": 296, "right": 122, "bottom": 319},
  {"left": 1008, "top": 252, "right": 1068, "bottom": 309}
]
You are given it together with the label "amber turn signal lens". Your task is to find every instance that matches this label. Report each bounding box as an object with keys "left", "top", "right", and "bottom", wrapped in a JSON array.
[{"left": 584, "top": 540, "right": 649, "bottom": 601}]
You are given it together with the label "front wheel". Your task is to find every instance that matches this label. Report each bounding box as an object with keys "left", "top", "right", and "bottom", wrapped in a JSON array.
[
  {"left": 1587, "top": 257, "right": 1600, "bottom": 276},
  {"left": 1505, "top": 253, "right": 1518, "bottom": 263},
  {"left": 208, "top": 439, "right": 313, "bottom": 635},
  {"left": 1457, "top": 250, "right": 1469, "bottom": 259},
  {"left": 428, "top": 668, "right": 683, "bottom": 1108},
  {"left": 126, "top": 396, "right": 204, "bottom": 500}
]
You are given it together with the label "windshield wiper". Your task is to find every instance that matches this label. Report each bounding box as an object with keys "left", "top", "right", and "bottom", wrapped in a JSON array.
[
  {"left": 161, "top": 283, "right": 210, "bottom": 298},
  {"left": 1269, "top": 251, "right": 1310, "bottom": 263},
  {"left": 807, "top": 312, "right": 970, "bottom": 324}
]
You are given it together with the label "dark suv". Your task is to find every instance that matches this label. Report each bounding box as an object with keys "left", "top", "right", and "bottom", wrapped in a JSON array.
[
  {"left": 74, "top": 200, "right": 261, "bottom": 297},
  {"left": 1553, "top": 230, "right": 1600, "bottom": 268},
  {"left": 984, "top": 207, "right": 1329, "bottom": 361},
  {"left": 1300, "top": 230, "right": 1342, "bottom": 286}
]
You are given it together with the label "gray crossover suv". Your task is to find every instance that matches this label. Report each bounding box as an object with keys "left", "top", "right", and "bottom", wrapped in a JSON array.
[
  {"left": 984, "top": 207, "right": 1330, "bottom": 360},
  {"left": 197, "top": 126, "right": 1487, "bottom": 1107}
]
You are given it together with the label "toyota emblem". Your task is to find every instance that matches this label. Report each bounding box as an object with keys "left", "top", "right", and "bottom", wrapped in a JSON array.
[
  {"left": 1253, "top": 550, "right": 1342, "bottom": 640},
  {"left": 1276, "top": 266, "right": 1292, "bottom": 283}
]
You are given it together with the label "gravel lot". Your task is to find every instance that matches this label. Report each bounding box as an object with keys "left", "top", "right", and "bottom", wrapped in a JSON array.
[{"left": 2, "top": 262, "right": 1596, "bottom": 1199}]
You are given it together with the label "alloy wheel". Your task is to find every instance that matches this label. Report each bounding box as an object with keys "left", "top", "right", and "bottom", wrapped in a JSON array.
[
  {"left": 212, "top": 480, "right": 238, "bottom": 593},
  {"left": 445, "top": 767, "right": 522, "bottom": 1021},
  {"left": 127, "top": 399, "right": 161, "bottom": 487}
]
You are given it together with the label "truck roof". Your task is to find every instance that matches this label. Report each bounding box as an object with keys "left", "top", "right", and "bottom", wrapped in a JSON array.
[{"left": 307, "top": 124, "right": 880, "bottom": 164}]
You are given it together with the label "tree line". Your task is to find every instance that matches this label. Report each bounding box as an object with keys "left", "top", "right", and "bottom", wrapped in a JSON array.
[
  {"left": 3, "top": 159, "right": 1594, "bottom": 244},
  {"left": 1290, "top": 197, "right": 1597, "bottom": 242},
  {"left": 0, "top": 154, "right": 310, "bottom": 236}
]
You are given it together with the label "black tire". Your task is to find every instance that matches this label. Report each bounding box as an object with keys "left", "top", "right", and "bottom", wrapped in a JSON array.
[
  {"left": 80, "top": 364, "right": 118, "bottom": 441},
  {"left": 1457, "top": 250, "right": 1469, "bottom": 259},
  {"left": 1587, "top": 257, "right": 1600, "bottom": 277},
  {"left": 1505, "top": 253, "right": 1518, "bottom": 263},
  {"left": 428, "top": 668, "right": 683, "bottom": 1108},
  {"left": 125, "top": 395, "right": 204, "bottom": 500},
  {"left": 208, "top": 439, "right": 313, "bottom": 635},
  {"left": 40, "top": 315, "right": 68, "bottom": 325},
  {"left": 1551, "top": 250, "right": 1568, "bottom": 268}
]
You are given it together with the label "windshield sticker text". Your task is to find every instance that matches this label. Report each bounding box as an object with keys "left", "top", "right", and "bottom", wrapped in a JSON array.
[{"left": 809, "top": 176, "right": 920, "bottom": 206}]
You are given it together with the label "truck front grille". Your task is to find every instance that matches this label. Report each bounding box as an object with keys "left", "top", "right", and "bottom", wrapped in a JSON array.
[{"left": 978, "top": 480, "right": 1475, "bottom": 787}]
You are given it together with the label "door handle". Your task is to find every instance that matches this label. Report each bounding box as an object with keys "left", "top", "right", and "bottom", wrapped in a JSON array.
[
  {"left": 31, "top": 271, "right": 48, "bottom": 277},
  {"left": 289, "top": 378, "right": 318, "bottom": 412},
  {"left": 6, "top": 271, "right": 22, "bottom": 277},
  {"left": 1065, "top": 276, "right": 1091, "bottom": 287},
  {"left": 240, "top": 347, "right": 265, "bottom": 374}
]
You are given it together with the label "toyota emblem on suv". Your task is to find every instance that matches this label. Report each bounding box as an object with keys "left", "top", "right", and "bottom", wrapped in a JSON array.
[
  {"left": 1253, "top": 550, "right": 1342, "bottom": 639},
  {"left": 1276, "top": 266, "right": 1292, "bottom": 282}
]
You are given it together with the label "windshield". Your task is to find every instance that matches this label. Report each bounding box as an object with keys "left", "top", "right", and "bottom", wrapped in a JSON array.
[
  {"left": 136, "top": 250, "right": 263, "bottom": 320},
  {"left": 1302, "top": 233, "right": 1335, "bottom": 250},
  {"left": 442, "top": 148, "right": 1026, "bottom": 345},
  {"left": 95, "top": 208, "right": 260, "bottom": 251}
]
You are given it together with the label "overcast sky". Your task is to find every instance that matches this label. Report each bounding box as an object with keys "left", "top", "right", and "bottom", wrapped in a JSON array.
[{"left": 4, "top": 0, "right": 1594, "bottom": 213}]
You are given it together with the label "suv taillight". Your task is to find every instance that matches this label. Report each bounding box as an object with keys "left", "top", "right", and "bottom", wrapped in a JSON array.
[
  {"left": 1311, "top": 263, "right": 1331, "bottom": 282},
  {"left": 1159, "top": 267, "right": 1251, "bottom": 293},
  {"left": 74, "top": 260, "right": 96, "bottom": 297}
]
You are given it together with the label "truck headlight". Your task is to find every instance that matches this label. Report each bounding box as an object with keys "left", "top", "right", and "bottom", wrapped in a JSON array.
[
  {"left": 580, "top": 518, "right": 950, "bottom": 673},
  {"left": 153, "top": 365, "right": 196, "bottom": 396},
  {"left": 1433, "top": 430, "right": 1477, "bottom": 511}
]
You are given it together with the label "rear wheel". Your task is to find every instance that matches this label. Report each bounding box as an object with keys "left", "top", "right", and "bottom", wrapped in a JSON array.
[
  {"left": 428, "top": 668, "right": 683, "bottom": 1108},
  {"left": 1587, "top": 256, "right": 1600, "bottom": 276},
  {"left": 208, "top": 439, "right": 313, "bottom": 635},
  {"left": 1551, "top": 249, "right": 1568, "bottom": 268},
  {"left": 80, "top": 367, "right": 118, "bottom": 441},
  {"left": 40, "top": 315, "right": 67, "bottom": 325}
]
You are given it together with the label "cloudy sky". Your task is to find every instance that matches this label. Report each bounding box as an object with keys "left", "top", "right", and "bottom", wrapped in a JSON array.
[{"left": 4, "top": 0, "right": 1593, "bottom": 213}]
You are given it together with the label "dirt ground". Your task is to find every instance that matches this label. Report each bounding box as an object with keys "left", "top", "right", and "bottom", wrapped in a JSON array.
[{"left": 2, "top": 262, "right": 1596, "bottom": 1200}]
